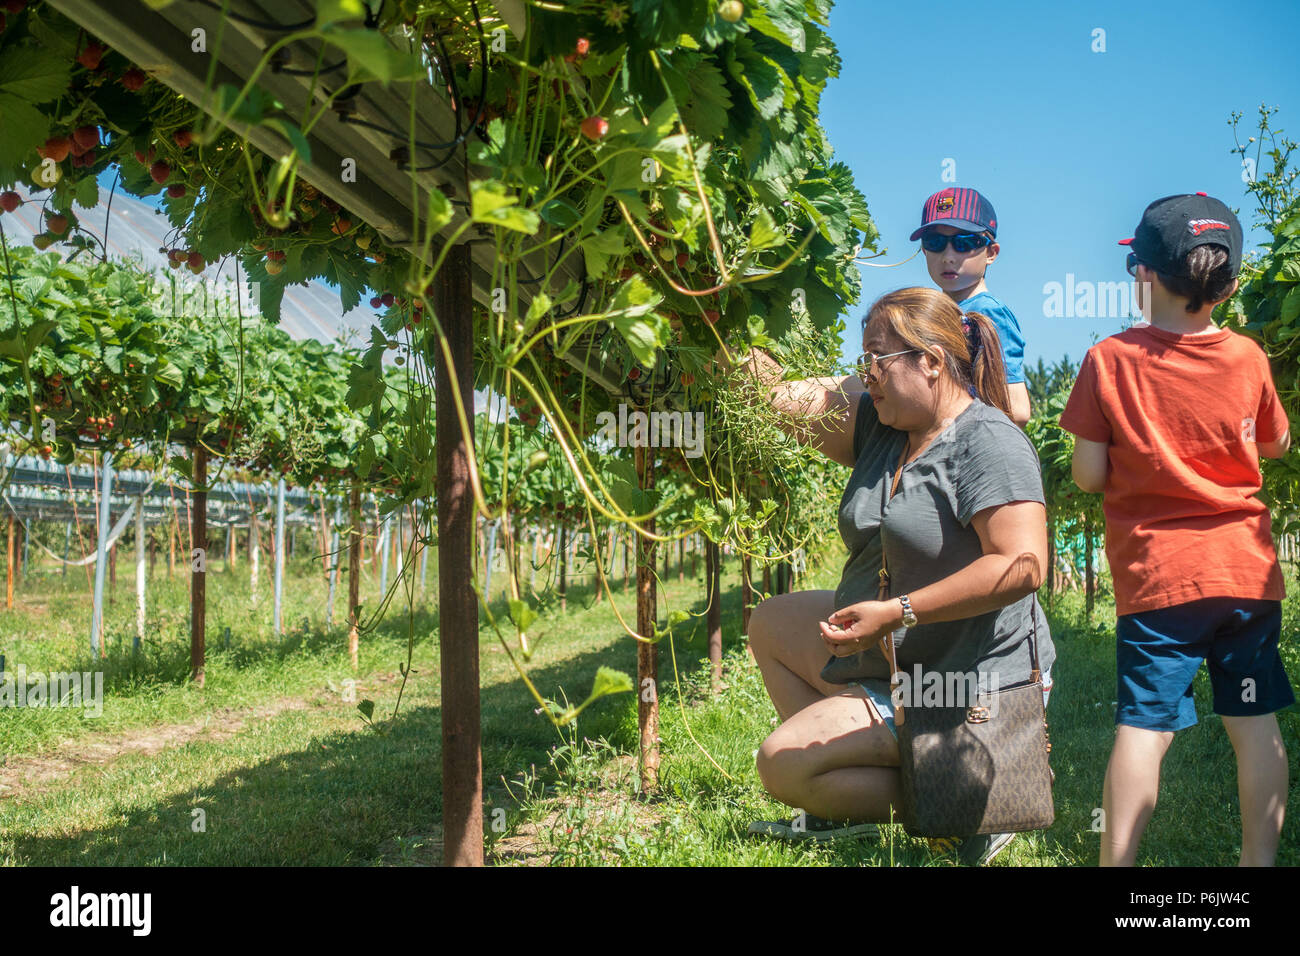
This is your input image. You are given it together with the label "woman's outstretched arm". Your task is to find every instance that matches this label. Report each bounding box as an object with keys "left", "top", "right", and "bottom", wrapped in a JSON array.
[{"left": 732, "top": 347, "right": 865, "bottom": 468}]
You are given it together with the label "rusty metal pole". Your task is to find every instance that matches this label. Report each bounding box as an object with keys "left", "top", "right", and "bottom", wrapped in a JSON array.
[
  {"left": 435, "top": 244, "right": 481, "bottom": 866},
  {"left": 635, "top": 444, "right": 659, "bottom": 791},
  {"left": 191, "top": 444, "right": 207, "bottom": 687}
]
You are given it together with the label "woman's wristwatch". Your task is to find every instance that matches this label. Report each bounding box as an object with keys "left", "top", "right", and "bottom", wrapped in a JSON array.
[{"left": 898, "top": 594, "right": 918, "bottom": 628}]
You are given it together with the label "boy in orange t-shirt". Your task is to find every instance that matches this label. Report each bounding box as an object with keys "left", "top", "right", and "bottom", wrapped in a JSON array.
[{"left": 1061, "top": 194, "right": 1294, "bottom": 867}]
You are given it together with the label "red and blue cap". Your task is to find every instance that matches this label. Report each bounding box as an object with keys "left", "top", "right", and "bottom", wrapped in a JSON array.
[
  {"left": 1118, "top": 193, "right": 1242, "bottom": 278},
  {"left": 910, "top": 187, "right": 998, "bottom": 241}
]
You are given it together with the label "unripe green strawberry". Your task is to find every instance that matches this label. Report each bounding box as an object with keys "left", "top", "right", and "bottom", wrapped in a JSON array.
[{"left": 717, "top": 1, "right": 744, "bottom": 23}]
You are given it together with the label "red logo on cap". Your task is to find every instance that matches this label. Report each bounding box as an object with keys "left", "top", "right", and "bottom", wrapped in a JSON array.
[{"left": 1188, "top": 219, "right": 1229, "bottom": 236}]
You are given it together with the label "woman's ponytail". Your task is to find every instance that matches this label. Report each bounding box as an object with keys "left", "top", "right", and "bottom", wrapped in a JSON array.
[{"left": 961, "top": 310, "right": 1011, "bottom": 418}]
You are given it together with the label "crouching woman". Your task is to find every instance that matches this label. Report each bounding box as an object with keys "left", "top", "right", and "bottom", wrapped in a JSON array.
[{"left": 737, "top": 287, "right": 1055, "bottom": 864}]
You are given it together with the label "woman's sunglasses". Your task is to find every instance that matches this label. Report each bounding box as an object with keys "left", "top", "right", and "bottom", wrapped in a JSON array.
[
  {"left": 920, "top": 231, "right": 993, "bottom": 254},
  {"left": 855, "top": 349, "right": 920, "bottom": 386}
]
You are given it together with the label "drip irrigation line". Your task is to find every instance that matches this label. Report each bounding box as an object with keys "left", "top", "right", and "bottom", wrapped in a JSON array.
[{"left": 189, "top": 0, "right": 315, "bottom": 32}]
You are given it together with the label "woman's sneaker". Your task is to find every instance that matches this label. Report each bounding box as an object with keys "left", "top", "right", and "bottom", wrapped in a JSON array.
[
  {"left": 747, "top": 813, "right": 879, "bottom": 842},
  {"left": 927, "top": 832, "right": 1017, "bottom": 866}
]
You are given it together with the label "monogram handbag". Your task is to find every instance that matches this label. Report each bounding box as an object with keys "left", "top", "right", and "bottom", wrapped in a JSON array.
[{"left": 885, "top": 594, "right": 1056, "bottom": 838}]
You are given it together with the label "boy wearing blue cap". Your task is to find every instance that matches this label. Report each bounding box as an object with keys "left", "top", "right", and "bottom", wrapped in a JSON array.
[{"left": 912, "top": 188, "right": 1031, "bottom": 425}]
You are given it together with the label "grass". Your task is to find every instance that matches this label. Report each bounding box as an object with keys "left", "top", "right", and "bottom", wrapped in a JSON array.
[{"left": 1, "top": 544, "right": 1297, "bottom": 866}]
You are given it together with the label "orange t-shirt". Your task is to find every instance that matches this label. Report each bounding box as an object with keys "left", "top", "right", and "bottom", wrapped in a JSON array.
[{"left": 1059, "top": 323, "right": 1289, "bottom": 615}]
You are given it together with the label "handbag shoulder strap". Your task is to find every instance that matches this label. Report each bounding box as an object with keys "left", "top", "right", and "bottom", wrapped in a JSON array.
[{"left": 1027, "top": 591, "right": 1042, "bottom": 683}]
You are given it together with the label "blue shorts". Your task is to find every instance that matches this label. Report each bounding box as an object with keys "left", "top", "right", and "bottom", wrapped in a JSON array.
[
  {"left": 1115, "top": 597, "right": 1295, "bottom": 733},
  {"left": 859, "top": 669, "right": 1053, "bottom": 741}
]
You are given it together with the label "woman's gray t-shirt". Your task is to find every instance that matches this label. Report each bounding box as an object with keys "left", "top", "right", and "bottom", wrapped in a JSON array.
[{"left": 835, "top": 395, "right": 1055, "bottom": 686}]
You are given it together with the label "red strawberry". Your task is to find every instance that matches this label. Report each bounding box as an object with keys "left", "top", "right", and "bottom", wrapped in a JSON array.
[
  {"left": 167, "top": 184, "right": 186, "bottom": 198},
  {"left": 680, "top": 372, "right": 695, "bottom": 386},
  {"left": 703, "top": 309, "right": 720, "bottom": 323},
  {"left": 77, "top": 42, "right": 105, "bottom": 70},
  {"left": 0, "top": 191, "right": 20, "bottom": 213},
  {"left": 173, "top": 129, "right": 192, "bottom": 148},
  {"left": 149, "top": 160, "right": 170, "bottom": 183},
  {"left": 120, "top": 67, "right": 146, "bottom": 91},
  {"left": 628, "top": 367, "right": 641, "bottom": 381},
  {"left": 186, "top": 251, "right": 205, "bottom": 270},
  {"left": 369, "top": 296, "right": 382, "bottom": 308},
  {"left": 266, "top": 249, "right": 286, "bottom": 261},
  {"left": 4, "top": 1, "right": 24, "bottom": 14},
  {"left": 576, "top": 37, "right": 590, "bottom": 55},
  {"left": 580, "top": 116, "right": 608, "bottom": 140},
  {"left": 39, "top": 136, "right": 71, "bottom": 162},
  {"left": 168, "top": 247, "right": 186, "bottom": 262},
  {"left": 46, "top": 213, "right": 68, "bottom": 235},
  {"left": 381, "top": 292, "right": 395, "bottom": 307},
  {"left": 676, "top": 252, "right": 689, "bottom": 267},
  {"left": 72, "top": 126, "right": 99, "bottom": 150}
]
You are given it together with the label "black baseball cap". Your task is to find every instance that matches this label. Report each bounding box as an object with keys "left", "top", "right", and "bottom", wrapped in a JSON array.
[
  {"left": 910, "top": 187, "right": 998, "bottom": 240},
  {"left": 1118, "top": 193, "right": 1242, "bottom": 278}
]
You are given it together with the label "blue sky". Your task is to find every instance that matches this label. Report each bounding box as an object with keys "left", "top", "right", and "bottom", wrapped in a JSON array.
[{"left": 820, "top": 0, "right": 1300, "bottom": 370}]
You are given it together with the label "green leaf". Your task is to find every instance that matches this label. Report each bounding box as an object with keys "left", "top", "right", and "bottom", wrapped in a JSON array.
[
  {"left": 1281, "top": 286, "right": 1300, "bottom": 325},
  {"left": 581, "top": 227, "right": 627, "bottom": 280},
  {"left": 357, "top": 698, "right": 375, "bottom": 721},
  {"left": 606, "top": 277, "right": 667, "bottom": 366},
  {"left": 729, "top": 45, "right": 788, "bottom": 120},
  {"left": 321, "top": 26, "right": 424, "bottom": 84},
  {"left": 508, "top": 598, "right": 538, "bottom": 634},
  {"left": 0, "top": 46, "right": 72, "bottom": 103},
  {"left": 559, "top": 666, "right": 634, "bottom": 724},
  {"left": 263, "top": 117, "right": 312, "bottom": 163},
  {"left": 677, "top": 57, "right": 732, "bottom": 142},
  {"left": 749, "top": 207, "right": 783, "bottom": 250},
  {"left": 524, "top": 292, "right": 551, "bottom": 328},
  {"left": 426, "top": 186, "right": 452, "bottom": 232},
  {"left": 316, "top": 0, "right": 367, "bottom": 26},
  {"left": 215, "top": 83, "right": 281, "bottom": 127},
  {"left": 469, "top": 179, "right": 539, "bottom": 235},
  {"left": 0, "top": 319, "right": 57, "bottom": 361},
  {"left": 74, "top": 176, "right": 100, "bottom": 210},
  {"left": 538, "top": 199, "right": 581, "bottom": 229},
  {"left": 0, "top": 93, "right": 51, "bottom": 170}
]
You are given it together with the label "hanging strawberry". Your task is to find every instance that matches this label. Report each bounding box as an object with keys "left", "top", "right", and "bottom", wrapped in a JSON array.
[{"left": 580, "top": 116, "right": 609, "bottom": 140}]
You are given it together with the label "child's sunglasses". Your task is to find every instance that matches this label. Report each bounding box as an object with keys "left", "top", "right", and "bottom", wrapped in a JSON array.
[
  {"left": 1125, "top": 252, "right": 1141, "bottom": 277},
  {"left": 919, "top": 231, "right": 993, "bottom": 254}
]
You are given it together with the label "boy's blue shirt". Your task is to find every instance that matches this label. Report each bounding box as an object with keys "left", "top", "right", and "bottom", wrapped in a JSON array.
[{"left": 958, "top": 291, "right": 1025, "bottom": 384}]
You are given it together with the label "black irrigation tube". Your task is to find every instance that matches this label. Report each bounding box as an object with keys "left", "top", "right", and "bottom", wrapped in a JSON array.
[{"left": 189, "top": 0, "right": 315, "bottom": 32}]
